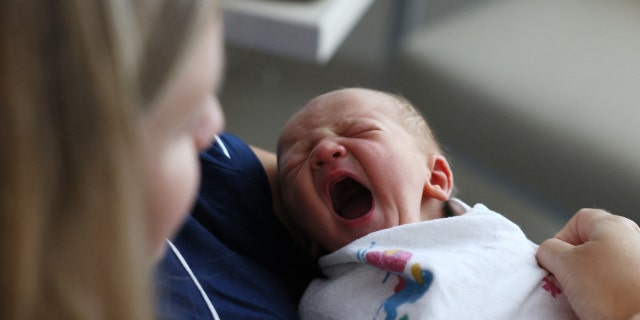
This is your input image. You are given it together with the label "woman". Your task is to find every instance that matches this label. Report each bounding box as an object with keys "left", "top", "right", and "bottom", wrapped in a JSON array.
[{"left": 1, "top": 0, "right": 222, "bottom": 318}]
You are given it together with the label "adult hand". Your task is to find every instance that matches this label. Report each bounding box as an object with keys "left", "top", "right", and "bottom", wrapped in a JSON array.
[{"left": 537, "top": 209, "right": 640, "bottom": 320}]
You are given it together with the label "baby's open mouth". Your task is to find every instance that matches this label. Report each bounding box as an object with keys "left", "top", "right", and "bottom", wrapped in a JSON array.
[{"left": 330, "top": 177, "right": 373, "bottom": 220}]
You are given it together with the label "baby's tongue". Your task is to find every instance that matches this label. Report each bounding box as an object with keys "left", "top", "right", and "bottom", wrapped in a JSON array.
[
  {"left": 331, "top": 178, "right": 373, "bottom": 220},
  {"left": 339, "top": 192, "right": 372, "bottom": 219}
]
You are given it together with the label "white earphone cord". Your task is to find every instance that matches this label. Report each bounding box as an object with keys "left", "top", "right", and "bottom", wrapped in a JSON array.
[{"left": 166, "top": 239, "right": 221, "bottom": 320}]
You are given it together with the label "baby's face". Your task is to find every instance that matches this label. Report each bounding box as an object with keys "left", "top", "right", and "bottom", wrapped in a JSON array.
[{"left": 277, "top": 88, "right": 436, "bottom": 252}]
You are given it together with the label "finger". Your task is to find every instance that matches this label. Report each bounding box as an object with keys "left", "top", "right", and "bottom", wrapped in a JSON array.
[
  {"left": 536, "top": 238, "right": 573, "bottom": 276},
  {"left": 616, "top": 215, "right": 640, "bottom": 234},
  {"left": 554, "top": 209, "right": 611, "bottom": 245}
]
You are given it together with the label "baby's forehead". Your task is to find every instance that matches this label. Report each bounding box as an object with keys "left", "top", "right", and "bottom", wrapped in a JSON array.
[
  {"left": 306, "top": 89, "right": 399, "bottom": 117},
  {"left": 278, "top": 89, "right": 403, "bottom": 146}
]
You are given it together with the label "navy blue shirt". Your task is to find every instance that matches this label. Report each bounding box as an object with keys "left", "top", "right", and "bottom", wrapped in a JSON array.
[{"left": 156, "top": 133, "right": 317, "bottom": 319}]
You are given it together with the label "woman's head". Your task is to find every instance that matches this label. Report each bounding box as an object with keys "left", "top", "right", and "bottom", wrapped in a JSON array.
[
  {"left": 0, "top": 0, "right": 223, "bottom": 318},
  {"left": 137, "top": 0, "right": 225, "bottom": 259}
]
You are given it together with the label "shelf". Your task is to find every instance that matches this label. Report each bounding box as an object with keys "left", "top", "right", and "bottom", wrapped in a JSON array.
[{"left": 222, "top": 0, "right": 375, "bottom": 64}]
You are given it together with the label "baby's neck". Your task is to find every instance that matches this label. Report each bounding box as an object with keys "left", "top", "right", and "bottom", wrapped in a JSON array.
[
  {"left": 443, "top": 198, "right": 469, "bottom": 217},
  {"left": 420, "top": 198, "right": 468, "bottom": 221},
  {"left": 442, "top": 200, "right": 456, "bottom": 217}
]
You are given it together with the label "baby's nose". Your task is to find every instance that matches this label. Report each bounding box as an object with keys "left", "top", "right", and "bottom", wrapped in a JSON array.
[{"left": 311, "top": 140, "right": 346, "bottom": 169}]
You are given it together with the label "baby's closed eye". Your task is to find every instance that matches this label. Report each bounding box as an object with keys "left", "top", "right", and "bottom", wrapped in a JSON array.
[{"left": 342, "top": 124, "right": 381, "bottom": 138}]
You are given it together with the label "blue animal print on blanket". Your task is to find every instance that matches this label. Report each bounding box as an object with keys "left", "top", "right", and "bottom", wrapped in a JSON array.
[{"left": 357, "top": 242, "right": 433, "bottom": 320}]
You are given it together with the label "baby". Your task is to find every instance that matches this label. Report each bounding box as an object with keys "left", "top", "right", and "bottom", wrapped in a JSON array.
[{"left": 277, "top": 87, "right": 576, "bottom": 319}]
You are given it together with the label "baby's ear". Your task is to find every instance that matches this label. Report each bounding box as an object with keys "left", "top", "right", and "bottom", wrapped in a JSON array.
[{"left": 424, "top": 154, "right": 453, "bottom": 201}]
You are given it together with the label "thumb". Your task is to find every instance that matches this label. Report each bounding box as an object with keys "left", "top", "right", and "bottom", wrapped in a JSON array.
[{"left": 536, "top": 238, "right": 573, "bottom": 278}]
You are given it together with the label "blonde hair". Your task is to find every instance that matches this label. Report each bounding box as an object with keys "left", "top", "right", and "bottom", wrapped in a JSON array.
[{"left": 0, "top": 0, "right": 215, "bottom": 319}]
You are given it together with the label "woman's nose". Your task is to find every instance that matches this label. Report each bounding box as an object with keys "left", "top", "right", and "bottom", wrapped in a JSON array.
[
  {"left": 311, "top": 140, "right": 347, "bottom": 169},
  {"left": 195, "top": 95, "right": 225, "bottom": 152}
]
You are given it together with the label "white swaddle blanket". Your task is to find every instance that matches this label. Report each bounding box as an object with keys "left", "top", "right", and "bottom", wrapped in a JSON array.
[{"left": 299, "top": 201, "right": 577, "bottom": 319}]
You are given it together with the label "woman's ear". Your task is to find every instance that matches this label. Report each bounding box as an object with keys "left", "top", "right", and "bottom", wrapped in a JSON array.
[{"left": 424, "top": 154, "right": 453, "bottom": 201}]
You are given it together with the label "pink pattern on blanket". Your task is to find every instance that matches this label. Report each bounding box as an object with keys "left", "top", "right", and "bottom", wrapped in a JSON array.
[
  {"left": 542, "top": 276, "right": 562, "bottom": 298},
  {"left": 365, "top": 249, "right": 413, "bottom": 273}
]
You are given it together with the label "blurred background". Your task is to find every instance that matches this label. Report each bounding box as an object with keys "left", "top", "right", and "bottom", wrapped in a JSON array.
[{"left": 220, "top": 0, "right": 640, "bottom": 243}]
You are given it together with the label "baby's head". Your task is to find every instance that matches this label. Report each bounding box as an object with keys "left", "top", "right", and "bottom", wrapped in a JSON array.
[{"left": 277, "top": 88, "right": 453, "bottom": 254}]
